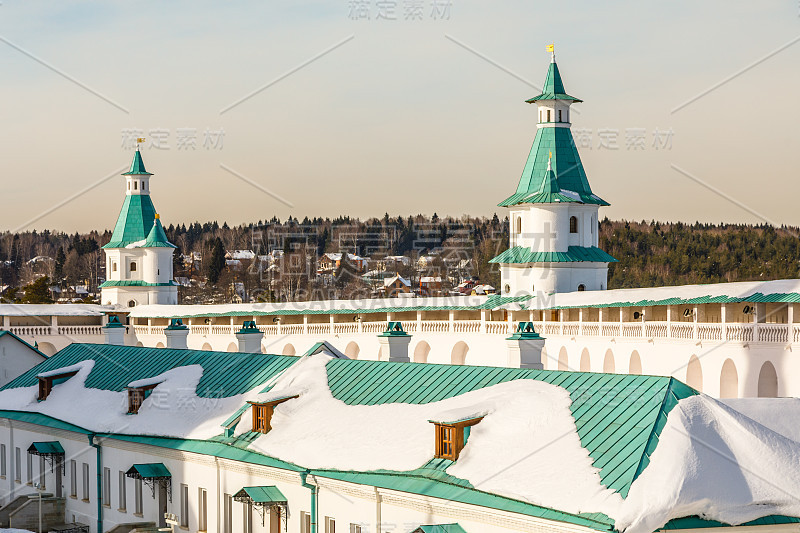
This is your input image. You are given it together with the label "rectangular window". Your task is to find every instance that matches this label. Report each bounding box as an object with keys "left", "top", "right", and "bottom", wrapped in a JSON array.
[
  {"left": 223, "top": 493, "right": 232, "bottom": 533},
  {"left": 26, "top": 453, "right": 32, "bottom": 484},
  {"left": 39, "top": 456, "right": 46, "bottom": 489},
  {"left": 243, "top": 502, "right": 253, "bottom": 533},
  {"left": 198, "top": 488, "right": 208, "bottom": 531},
  {"left": 349, "top": 525, "right": 363, "bottom": 533},
  {"left": 433, "top": 417, "right": 484, "bottom": 461},
  {"left": 250, "top": 395, "right": 297, "bottom": 433},
  {"left": 103, "top": 467, "right": 111, "bottom": 507},
  {"left": 1, "top": 444, "right": 6, "bottom": 477},
  {"left": 301, "top": 512, "right": 311, "bottom": 533},
  {"left": 69, "top": 460, "right": 76, "bottom": 496},
  {"left": 118, "top": 471, "right": 127, "bottom": 511},
  {"left": 325, "top": 517, "right": 336, "bottom": 533},
  {"left": 14, "top": 448, "right": 20, "bottom": 483},
  {"left": 82, "top": 463, "right": 90, "bottom": 501},
  {"left": 134, "top": 478, "right": 143, "bottom": 515},
  {"left": 180, "top": 484, "right": 189, "bottom": 527}
]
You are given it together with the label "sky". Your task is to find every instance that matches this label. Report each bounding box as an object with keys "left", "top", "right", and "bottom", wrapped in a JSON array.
[{"left": 1, "top": 0, "right": 799, "bottom": 233}]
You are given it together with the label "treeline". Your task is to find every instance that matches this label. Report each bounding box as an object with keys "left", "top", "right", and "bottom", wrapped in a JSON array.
[{"left": 601, "top": 219, "right": 800, "bottom": 288}]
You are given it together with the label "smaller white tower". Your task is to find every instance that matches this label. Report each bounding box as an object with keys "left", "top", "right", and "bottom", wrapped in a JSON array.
[
  {"left": 100, "top": 149, "right": 178, "bottom": 307},
  {"left": 490, "top": 48, "right": 616, "bottom": 296}
]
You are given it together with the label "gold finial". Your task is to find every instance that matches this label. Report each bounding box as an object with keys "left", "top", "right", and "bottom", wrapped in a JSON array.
[
  {"left": 546, "top": 43, "right": 554, "bottom": 53},
  {"left": 154, "top": 213, "right": 160, "bottom": 220}
]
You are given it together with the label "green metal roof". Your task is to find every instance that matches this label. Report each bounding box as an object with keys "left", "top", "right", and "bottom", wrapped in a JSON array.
[
  {"left": 539, "top": 291, "right": 800, "bottom": 311},
  {"left": 142, "top": 216, "right": 176, "bottom": 248},
  {"left": 324, "top": 358, "right": 697, "bottom": 498},
  {"left": 526, "top": 61, "right": 582, "bottom": 103},
  {"left": 234, "top": 486, "right": 287, "bottom": 504},
  {"left": 128, "top": 463, "right": 171, "bottom": 478},
  {"left": 28, "top": 441, "right": 65, "bottom": 454},
  {"left": 499, "top": 126, "right": 608, "bottom": 207},
  {"left": 3, "top": 344, "right": 297, "bottom": 398},
  {"left": 99, "top": 280, "right": 177, "bottom": 287},
  {"left": 489, "top": 246, "right": 618, "bottom": 264},
  {"left": 103, "top": 193, "right": 158, "bottom": 248},
  {"left": 413, "top": 525, "right": 467, "bottom": 533},
  {"left": 122, "top": 150, "right": 153, "bottom": 175}
]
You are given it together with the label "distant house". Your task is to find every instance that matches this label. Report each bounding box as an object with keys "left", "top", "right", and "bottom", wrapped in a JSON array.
[
  {"left": 419, "top": 276, "right": 443, "bottom": 296},
  {"left": 417, "top": 255, "right": 437, "bottom": 270},
  {"left": 380, "top": 255, "right": 411, "bottom": 269},
  {"left": 226, "top": 250, "right": 255, "bottom": 261},
  {"left": 0, "top": 331, "right": 48, "bottom": 387},
  {"left": 383, "top": 275, "right": 411, "bottom": 297},
  {"left": 319, "top": 253, "right": 368, "bottom": 273},
  {"left": 453, "top": 279, "right": 479, "bottom": 295},
  {"left": 471, "top": 284, "right": 496, "bottom": 295}
]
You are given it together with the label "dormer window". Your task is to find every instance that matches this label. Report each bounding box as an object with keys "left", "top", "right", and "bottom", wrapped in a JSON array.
[
  {"left": 38, "top": 371, "right": 79, "bottom": 401},
  {"left": 127, "top": 384, "right": 159, "bottom": 414},
  {"left": 430, "top": 416, "right": 484, "bottom": 461},
  {"left": 248, "top": 396, "right": 298, "bottom": 434}
]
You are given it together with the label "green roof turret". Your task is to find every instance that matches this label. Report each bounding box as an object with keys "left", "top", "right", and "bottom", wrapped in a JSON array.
[{"left": 122, "top": 150, "right": 153, "bottom": 176}]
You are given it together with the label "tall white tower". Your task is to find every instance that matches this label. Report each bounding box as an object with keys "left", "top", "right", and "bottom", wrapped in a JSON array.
[
  {"left": 491, "top": 50, "right": 616, "bottom": 297},
  {"left": 100, "top": 149, "right": 178, "bottom": 307}
]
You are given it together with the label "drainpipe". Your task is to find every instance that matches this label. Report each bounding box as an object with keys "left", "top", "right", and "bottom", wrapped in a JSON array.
[
  {"left": 88, "top": 434, "right": 102, "bottom": 533},
  {"left": 300, "top": 471, "right": 317, "bottom": 533}
]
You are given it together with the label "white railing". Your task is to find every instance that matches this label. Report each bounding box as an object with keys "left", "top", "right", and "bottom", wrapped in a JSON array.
[
  {"left": 698, "top": 324, "right": 723, "bottom": 341},
  {"left": 10, "top": 326, "right": 51, "bottom": 336},
  {"left": 794, "top": 326, "right": 800, "bottom": 344},
  {"left": 333, "top": 323, "right": 359, "bottom": 335},
  {"left": 759, "top": 324, "right": 788, "bottom": 343},
  {"left": 542, "top": 323, "right": 561, "bottom": 336},
  {"left": 645, "top": 322, "right": 668, "bottom": 338},
  {"left": 453, "top": 320, "right": 481, "bottom": 333},
  {"left": 190, "top": 325, "right": 210, "bottom": 336},
  {"left": 361, "top": 321, "right": 386, "bottom": 334},
  {"left": 258, "top": 324, "right": 279, "bottom": 335},
  {"left": 420, "top": 320, "right": 450, "bottom": 333},
  {"left": 57, "top": 325, "right": 103, "bottom": 336},
  {"left": 486, "top": 321, "right": 511, "bottom": 335},
  {"left": 670, "top": 323, "right": 694, "bottom": 340},
  {"left": 282, "top": 324, "right": 304, "bottom": 335},
  {"left": 402, "top": 322, "right": 418, "bottom": 333},
  {"left": 727, "top": 324, "right": 753, "bottom": 342},
  {"left": 306, "top": 324, "right": 330, "bottom": 335},
  {"left": 134, "top": 325, "right": 152, "bottom": 335},
  {"left": 621, "top": 323, "right": 642, "bottom": 338},
  {"left": 211, "top": 325, "right": 233, "bottom": 335},
  {"left": 601, "top": 323, "right": 621, "bottom": 337},
  {"left": 582, "top": 324, "right": 600, "bottom": 336}
]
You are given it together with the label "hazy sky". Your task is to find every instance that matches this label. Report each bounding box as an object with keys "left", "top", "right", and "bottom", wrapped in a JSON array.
[{"left": 1, "top": 1, "right": 799, "bottom": 233}]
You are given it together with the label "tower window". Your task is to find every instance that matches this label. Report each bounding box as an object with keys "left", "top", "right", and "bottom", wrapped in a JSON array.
[
  {"left": 558, "top": 110, "right": 562, "bottom": 122},
  {"left": 569, "top": 216, "right": 578, "bottom": 233},
  {"left": 504, "top": 284, "right": 510, "bottom": 295},
  {"left": 130, "top": 262, "right": 137, "bottom": 272},
  {"left": 127, "top": 182, "right": 130, "bottom": 190},
  {"left": 134, "top": 181, "right": 138, "bottom": 190},
  {"left": 112, "top": 262, "right": 117, "bottom": 272},
  {"left": 546, "top": 110, "right": 551, "bottom": 122},
  {"left": 515, "top": 217, "right": 522, "bottom": 234}
]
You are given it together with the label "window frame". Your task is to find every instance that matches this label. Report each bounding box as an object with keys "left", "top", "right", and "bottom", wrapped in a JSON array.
[
  {"left": 569, "top": 215, "right": 578, "bottom": 234},
  {"left": 82, "top": 462, "right": 90, "bottom": 501},
  {"left": 69, "top": 459, "right": 77, "bottom": 496},
  {"left": 103, "top": 467, "right": 111, "bottom": 507},
  {"left": 249, "top": 395, "right": 298, "bottom": 433},
  {"left": 126, "top": 383, "right": 159, "bottom": 414},
  {"left": 118, "top": 470, "right": 127, "bottom": 511},
  {"left": 198, "top": 487, "right": 208, "bottom": 532},
  {"left": 0, "top": 443, "right": 6, "bottom": 477},
  {"left": 432, "top": 416, "right": 484, "bottom": 461},
  {"left": 38, "top": 370, "right": 79, "bottom": 401},
  {"left": 180, "top": 483, "right": 189, "bottom": 528}
]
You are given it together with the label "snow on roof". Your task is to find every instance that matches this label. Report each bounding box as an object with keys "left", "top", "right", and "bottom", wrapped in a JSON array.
[
  {"left": 530, "top": 278, "right": 800, "bottom": 310},
  {"left": 229, "top": 250, "right": 255, "bottom": 260},
  {"left": 383, "top": 275, "right": 410, "bottom": 287},
  {"left": 420, "top": 276, "right": 442, "bottom": 283},
  {"left": 124, "top": 239, "right": 147, "bottom": 249},
  {"left": 0, "top": 304, "right": 109, "bottom": 316}
]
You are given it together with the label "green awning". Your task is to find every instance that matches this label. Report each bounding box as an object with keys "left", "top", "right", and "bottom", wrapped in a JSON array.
[
  {"left": 412, "top": 525, "right": 467, "bottom": 533},
  {"left": 126, "top": 463, "right": 171, "bottom": 479},
  {"left": 234, "top": 486, "right": 287, "bottom": 505},
  {"left": 27, "top": 442, "right": 65, "bottom": 455}
]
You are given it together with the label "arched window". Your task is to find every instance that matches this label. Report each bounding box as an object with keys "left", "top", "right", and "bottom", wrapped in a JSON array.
[
  {"left": 577, "top": 284, "right": 586, "bottom": 291},
  {"left": 127, "top": 300, "right": 136, "bottom": 308},
  {"left": 504, "top": 284, "right": 510, "bottom": 295},
  {"left": 569, "top": 216, "right": 578, "bottom": 233},
  {"left": 130, "top": 262, "right": 137, "bottom": 272}
]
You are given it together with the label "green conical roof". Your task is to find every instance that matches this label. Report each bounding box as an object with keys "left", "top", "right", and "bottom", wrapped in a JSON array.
[
  {"left": 122, "top": 150, "right": 153, "bottom": 176},
  {"left": 103, "top": 194, "right": 158, "bottom": 248},
  {"left": 526, "top": 60, "right": 582, "bottom": 103},
  {"left": 143, "top": 215, "right": 176, "bottom": 248}
]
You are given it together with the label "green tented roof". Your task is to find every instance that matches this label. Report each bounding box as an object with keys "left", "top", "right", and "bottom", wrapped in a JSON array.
[
  {"left": 127, "top": 463, "right": 171, "bottom": 478},
  {"left": 413, "top": 525, "right": 467, "bottom": 533},
  {"left": 143, "top": 216, "right": 176, "bottom": 248},
  {"left": 234, "top": 486, "right": 287, "bottom": 504},
  {"left": 489, "top": 246, "right": 618, "bottom": 264},
  {"left": 499, "top": 126, "right": 608, "bottom": 207},
  {"left": 526, "top": 61, "right": 582, "bottom": 103},
  {"left": 103, "top": 194, "right": 158, "bottom": 248},
  {"left": 99, "top": 280, "right": 177, "bottom": 287},
  {"left": 122, "top": 150, "right": 153, "bottom": 175},
  {"left": 28, "top": 441, "right": 64, "bottom": 455}
]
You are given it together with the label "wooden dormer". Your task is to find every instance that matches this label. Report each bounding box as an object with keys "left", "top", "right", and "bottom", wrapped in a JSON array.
[
  {"left": 126, "top": 383, "right": 160, "bottom": 414},
  {"left": 431, "top": 416, "right": 484, "bottom": 461},
  {"left": 37, "top": 371, "right": 79, "bottom": 401},
  {"left": 248, "top": 395, "right": 298, "bottom": 433}
]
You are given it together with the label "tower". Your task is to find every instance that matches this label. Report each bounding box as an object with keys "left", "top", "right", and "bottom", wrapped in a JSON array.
[
  {"left": 490, "top": 49, "right": 617, "bottom": 296},
  {"left": 100, "top": 149, "right": 178, "bottom": 307}
]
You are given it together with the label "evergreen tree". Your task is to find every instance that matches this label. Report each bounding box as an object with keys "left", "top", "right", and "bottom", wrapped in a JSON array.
[
  {"left": 21, "top": 276, "right": 53, "bottom": 304},
  {"left": 54, "top": 247, "right": 66, "bottom": 282},
  {"left": 206, "top": 238, "right": 226, "bottom": 285}
]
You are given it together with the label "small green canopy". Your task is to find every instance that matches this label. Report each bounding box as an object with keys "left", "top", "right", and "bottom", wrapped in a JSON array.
[
  {"left": 233, "top": 486, "right": 287, "bottom": 505},
  {"left": 27, "top": 441, "right": 65, "bottom": 455},
  {"left": 126, "top": 463, "right": 171, "bottom": 479},
  {"left": 412, "top": 525, "right": 467, "bottom": 533}
]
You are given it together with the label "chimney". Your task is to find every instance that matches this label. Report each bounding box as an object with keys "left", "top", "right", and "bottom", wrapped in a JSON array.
[
  {"left": 164, "top": 318, "right": 189, "bottom": 349},
  {"left": 506, "top": 322, "right": 546, "bottom": 369},
  {"left": 236, "top": 321, "right": 263, "bottom": 353},
  {"left": 377, "top": 322, "right": 411, "bottom": 362},
  {"left": 102, "top": 315, "right": 126, "bottom": 346}
]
